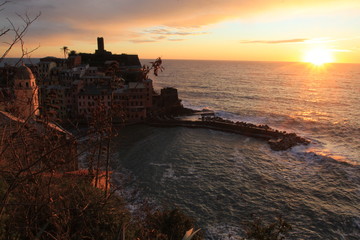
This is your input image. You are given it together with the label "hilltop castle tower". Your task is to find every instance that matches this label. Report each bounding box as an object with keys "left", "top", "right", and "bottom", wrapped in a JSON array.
[
  {"left": 97, "top": 37, "right": 104, "bottom": 52},
  {"left": 95, "top": 37, "right": 111, "bottom": 55},
  {"left": 13, "top": 65, "right": 39, "bottom": 119}
]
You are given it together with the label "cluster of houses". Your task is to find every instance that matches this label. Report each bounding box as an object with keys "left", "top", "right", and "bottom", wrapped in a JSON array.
[
  {"left": 0, "top": 38, "right": 186, "bottom": 191},
  {"left": 0, "top": 37, "right": 182, "bottom": 124}
]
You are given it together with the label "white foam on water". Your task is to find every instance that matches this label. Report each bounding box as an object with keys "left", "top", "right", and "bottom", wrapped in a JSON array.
[
  {"left": 214, "top": 110, "right": 272, "bottom": 126},
  {"left": 182, "top": 100, "right": 211, "bottom": 111},
  {"left": 205, "top": 223, "right": 243, "bottom": 240},
  {"left": 149, "top": 162, "right": 171, "bottom": 167},
  {"left": 111, "top": 171, "right": 156, "bottom": 216}
]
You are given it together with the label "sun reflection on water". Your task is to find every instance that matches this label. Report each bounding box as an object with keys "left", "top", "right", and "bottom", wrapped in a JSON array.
[{"left": 292, "top": 110, "right": 330, "bottom": 122}]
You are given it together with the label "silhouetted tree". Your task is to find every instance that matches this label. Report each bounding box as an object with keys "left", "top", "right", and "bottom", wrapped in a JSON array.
[
  {"left": 142, "top": 57, "right": 164, "bottom": 80},
  {"left": 60, "top": 46, "right": 70, "bottom": 59}
]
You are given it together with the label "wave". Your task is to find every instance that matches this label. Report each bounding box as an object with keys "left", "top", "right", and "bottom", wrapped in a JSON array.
[
  {"left": 111, "top": 170, "right": 160, "bottom": 216},
  {"left": 181, "top": 100, "right": 212, "bottom": 111},
  {"left": 205, "top": 224, "right": 243, "bottom": 240},
  {"left": 290, "top": 143, "right": 360, "bottom": 167}
]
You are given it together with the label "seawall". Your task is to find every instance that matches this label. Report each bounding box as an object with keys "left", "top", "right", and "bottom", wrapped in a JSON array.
[{"left": 146, "top": 119, "right": 310, "bottom": 151}]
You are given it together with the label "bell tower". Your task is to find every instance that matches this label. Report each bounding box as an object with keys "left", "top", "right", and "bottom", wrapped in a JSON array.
[{"left": 13, "top": 65, "right": 39, "bottom": 119}]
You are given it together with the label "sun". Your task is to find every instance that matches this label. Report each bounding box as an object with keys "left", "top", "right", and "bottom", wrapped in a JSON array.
[{"left": 303, "top": 48, "right": 334, "bottom": 66}]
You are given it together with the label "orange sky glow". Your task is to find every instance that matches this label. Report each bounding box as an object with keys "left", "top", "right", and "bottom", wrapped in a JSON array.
[{"left": 1, "top": 0, "right": 360, "bottom": 63}]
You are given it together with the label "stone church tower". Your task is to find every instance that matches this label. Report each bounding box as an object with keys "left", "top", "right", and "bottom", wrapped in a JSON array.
[{"left": 13, "top": 65, "right": 39, "bottom": 119}]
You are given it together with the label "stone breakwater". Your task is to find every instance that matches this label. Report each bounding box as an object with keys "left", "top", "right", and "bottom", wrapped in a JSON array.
[{"left": 147, "top": 118, "right": 310, "bottom": 151}]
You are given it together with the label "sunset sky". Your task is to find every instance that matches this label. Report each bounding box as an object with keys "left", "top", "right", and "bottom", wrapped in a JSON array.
[{"left": 2, "top": 0, "right": 360, "bottom": 63}]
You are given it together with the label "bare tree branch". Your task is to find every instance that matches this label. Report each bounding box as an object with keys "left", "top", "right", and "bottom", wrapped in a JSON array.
[
  {"left": 0, "top": 1, "right": 10, "bottom": 10},
  {"left": 0, "top": 28, "right": 10, "bottom": 37},
  {"left": 0, "top": 8, "right": 41, "bottom": 64}
]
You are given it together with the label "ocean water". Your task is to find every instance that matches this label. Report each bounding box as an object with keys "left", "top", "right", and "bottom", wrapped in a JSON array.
[
  {"left": 0, "top": 58, "right": 40, "bottom": 67},
  {"left": 153, "top": 60, "right": 360, "bottom": 165},
  {"left": 111, "top": 60, "right": 360, "bottom": 239}
]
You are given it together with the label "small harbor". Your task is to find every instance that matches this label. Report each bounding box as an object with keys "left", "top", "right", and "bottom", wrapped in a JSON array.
[{"left": 147, "top": 112, "right": 310, "bottom": 151}]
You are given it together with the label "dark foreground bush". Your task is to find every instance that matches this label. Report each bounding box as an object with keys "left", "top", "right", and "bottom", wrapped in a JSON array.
[
  {"left": 138, "top": 208, "right": 203, "bottom": 240},
  {"left": 0, "top": 175, "right": 202, "bottom": 240},
  {"left": 0, "top": 175, "right": 130, "bottom": 239}
]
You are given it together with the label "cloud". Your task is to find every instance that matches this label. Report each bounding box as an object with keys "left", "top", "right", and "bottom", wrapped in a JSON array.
[
  {"left": 239, "top": 37, "right": 357, "bottom": 45},
  {"left": 2, "top": 0, "right": 358, "bottom": 51},
  {"left": 168, "top": 39, "right": 185, "bottom": 42},
  {"left": 129, "top": 39, "right": 157, "bottom": 43},
  {"left": 128, "top": 26, "right": 207, "bottom": 43},
  {"left": 143, "top": 27, "right": 208, "bottom": 36},
  {"left": 155, "top": 36, "right": 166, "bottom": 40},
  {"left": 240, "top": 38, "right": 309, "bottom": 44},
  {"left": 303, "top": 38, "right": 338, "bottom": 43}
]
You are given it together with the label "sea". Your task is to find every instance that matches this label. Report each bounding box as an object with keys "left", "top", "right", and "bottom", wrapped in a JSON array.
[
  {"left": 112, "top": 60, "right": 360, "bottom": 239},
  {"left": 3, "top": 58, "right": 359, "bottom": 239}
]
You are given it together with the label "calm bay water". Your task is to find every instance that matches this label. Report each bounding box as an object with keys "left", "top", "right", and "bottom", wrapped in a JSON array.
[{"left": 112, "top": 60, "right": 360, "bottom": 239}]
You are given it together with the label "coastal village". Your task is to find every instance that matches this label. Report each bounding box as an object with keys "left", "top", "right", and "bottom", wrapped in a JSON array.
[{"left": 0, "top": 37, "right": 183, "bottom": 125}]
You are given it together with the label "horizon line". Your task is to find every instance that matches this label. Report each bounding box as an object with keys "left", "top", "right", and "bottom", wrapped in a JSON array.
[{"left": 2, "top": 57, "right": 359, "bottom": 65}]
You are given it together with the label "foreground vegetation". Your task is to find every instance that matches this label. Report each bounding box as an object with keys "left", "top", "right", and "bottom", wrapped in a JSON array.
[
  {"left": 0, "top": 110, "right": 203, "bottom": 239},
  {"left": 0, "top": 174, "right": 203, "bottom": 240}
]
